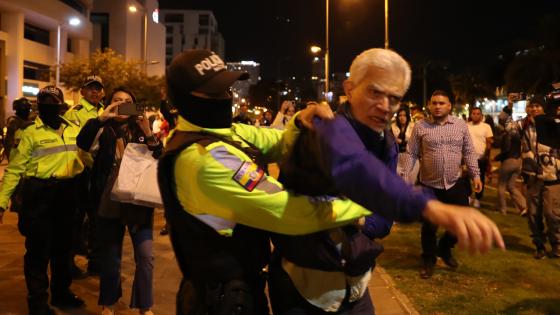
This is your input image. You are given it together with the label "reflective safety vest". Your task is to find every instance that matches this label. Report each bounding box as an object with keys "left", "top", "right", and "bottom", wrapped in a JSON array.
[
  {"left": 0, "top": 116, "right": 84, "bottom": 208},
  {"left": 64, "top": 98, "right": 103, "bottom": 167},
  {"left": 63, "top": 97, "right": 103, "bottom": 127}
]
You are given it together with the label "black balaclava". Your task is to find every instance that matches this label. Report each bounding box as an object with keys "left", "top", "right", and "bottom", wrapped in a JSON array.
[
  {"left": 14, "top": 99, "right": 31, "bottom": 120},
  {"left": 38, "top": 103, "right": 63, "bottom": 130},
  {"left": 177, "top": 93, "right": 233, "bottom": 128}
]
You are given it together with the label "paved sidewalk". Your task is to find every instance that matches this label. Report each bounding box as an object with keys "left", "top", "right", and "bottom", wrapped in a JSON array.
[{"left": 0, "top": 163, "right": 415, "bottom": 314}]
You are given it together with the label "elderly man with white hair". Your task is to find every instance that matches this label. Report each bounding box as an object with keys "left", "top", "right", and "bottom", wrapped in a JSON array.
[{"left": 268, "top": 48, "right": 505, "bottom": 314}]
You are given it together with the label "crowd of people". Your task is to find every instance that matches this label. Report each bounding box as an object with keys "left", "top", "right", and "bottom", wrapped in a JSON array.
[{"left": 0, "top": 46, "right": 557, "bottom": 315}]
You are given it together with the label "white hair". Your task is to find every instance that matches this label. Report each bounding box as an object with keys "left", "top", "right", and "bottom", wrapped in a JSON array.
[{"left": 348, "top": 48, "right": 411, "bottom": 94}]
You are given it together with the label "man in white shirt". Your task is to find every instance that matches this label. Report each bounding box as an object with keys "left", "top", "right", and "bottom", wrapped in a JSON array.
[{"left": 467, "top": 107, "right": 494, "bottom": 208}]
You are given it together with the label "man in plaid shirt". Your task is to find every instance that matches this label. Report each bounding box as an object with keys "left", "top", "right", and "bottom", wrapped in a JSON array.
[{"left": 400, "top": 90, "right": 482, "bottom": 279}]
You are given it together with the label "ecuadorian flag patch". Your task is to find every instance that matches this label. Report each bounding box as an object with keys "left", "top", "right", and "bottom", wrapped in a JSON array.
[{"left": 233, "top": 161, "right": 265, "bottom": 192}]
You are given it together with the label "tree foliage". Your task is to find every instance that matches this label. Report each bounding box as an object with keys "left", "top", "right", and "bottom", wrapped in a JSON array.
[
  {"left": 59, "top": 48, "right": 164, "bottom": 106},
  {"left": 449, "top": 70, "right": 496, "bottom": 106},
  {"left": 505, "top": 13, "right": 560, "bottom": 95}
]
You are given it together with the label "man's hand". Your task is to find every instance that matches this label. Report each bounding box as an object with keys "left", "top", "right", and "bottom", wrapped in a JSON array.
[
  {"left": 297, "top": 101, "right": 334, "bottom": 129},
  {"left": 280, "top": 100, "right": 292, "bottom": 114},
  {"left": 98, "top": 101, "right": 126, "bottom": 122},
  {"left": 473, "top": 178, "right": 483, "bottom": 193},
  {"left": 0, "top": 208, "right": 5, "bottom": 224},
  {"left": 423, "top": 200, "right": 505, "bottom": 254}
]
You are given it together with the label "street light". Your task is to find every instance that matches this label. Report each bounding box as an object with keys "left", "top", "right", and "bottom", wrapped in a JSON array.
[
  {"left": 128, "top": 5, "right": 148, "bottom": 73},
  {"left": 56, "top": 17, "right": 81, "bottom": 86},
  {"left": 310, "top": 46, "right": 322, "bottom": 54},
  {"left": 384, "top": 0, "right": 389, "bottom": 49},
  {"left": 325, "top": 0, "right": 330, "bottom": 99}
]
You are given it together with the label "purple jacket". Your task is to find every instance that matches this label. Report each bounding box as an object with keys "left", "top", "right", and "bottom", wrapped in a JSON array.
[{"left": 313, "top": 113, "right": 433, "bottom": 223}]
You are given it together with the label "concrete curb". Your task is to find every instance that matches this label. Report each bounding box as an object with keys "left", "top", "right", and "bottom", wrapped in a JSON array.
[{"left": 375, "top": 266, "right": 420, "bottom": 315}]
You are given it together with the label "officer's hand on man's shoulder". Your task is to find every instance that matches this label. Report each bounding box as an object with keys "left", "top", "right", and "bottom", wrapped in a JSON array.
[{"left": 297, "top": 101, "right": 334, "bottom": 130}]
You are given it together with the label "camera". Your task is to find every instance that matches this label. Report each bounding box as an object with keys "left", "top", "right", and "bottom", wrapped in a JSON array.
[{"left": 118, "top": 102, "right": 145, "bottom": 116}]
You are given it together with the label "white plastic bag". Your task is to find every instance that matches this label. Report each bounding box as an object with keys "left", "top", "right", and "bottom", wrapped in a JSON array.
[{"left": 110, "top": 143, "right": 163, "bottom": 208}]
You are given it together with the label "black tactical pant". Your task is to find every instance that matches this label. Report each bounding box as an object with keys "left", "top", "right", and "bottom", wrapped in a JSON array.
[{"left": 18, "top": 177, "right": 78, "bottom": 311}]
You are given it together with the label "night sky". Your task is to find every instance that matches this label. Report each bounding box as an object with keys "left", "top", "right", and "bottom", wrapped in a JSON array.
[{"left": 159, "top": 0, "right": 559, "bottom": 82}]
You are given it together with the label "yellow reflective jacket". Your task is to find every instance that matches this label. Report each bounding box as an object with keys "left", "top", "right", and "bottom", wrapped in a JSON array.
[
  {"left": 0, "top": 117, "right": 85, "bottom": 208},
  {"left": 64, "top": 98, "right": 103, "bottom": 167},
  {"left": 63, "top": 97, "right": 103, "bottom": 127},
  {"left": 172, "top": 116, "right": 371, "bottom": 236}
]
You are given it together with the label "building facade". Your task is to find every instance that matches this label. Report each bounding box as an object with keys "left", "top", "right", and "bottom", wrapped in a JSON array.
[
  {"left": 91, "top": 0, "right": 166, "bottom": 77},
  {"left": 159, "top": 9, "right": 225, "bottom": 65},
  {"left": 0, "top": 0, "right": 93, "bottom": 122}
]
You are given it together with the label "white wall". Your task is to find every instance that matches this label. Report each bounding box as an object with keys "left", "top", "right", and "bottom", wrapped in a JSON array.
[
  {"left": 0, "top": 0, "right": 92, "bottom": 117},
  {"left": 93, "top": 0, "right": 165, "bottom": 76}
]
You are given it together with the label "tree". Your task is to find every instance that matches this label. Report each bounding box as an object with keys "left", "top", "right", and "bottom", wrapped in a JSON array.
[
  {"left": 449, "top": 70, "right": 495, "bottom": 107},
  {"left": 59, "top": 48, "right": 164, "bottom": 107},
  {"left": 505, "top": 13, "right": 560, "bottom": 95}
]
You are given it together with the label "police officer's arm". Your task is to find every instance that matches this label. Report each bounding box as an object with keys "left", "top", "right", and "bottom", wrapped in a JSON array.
[
  {"left": 174, "top": 143, "right": 371, "bottom": 235},
  {"left": 0, "top": 132, "right": 34, "bottom": 213},
  {"left": 234, "top": 104, "right": 334, "bottom": 163}
]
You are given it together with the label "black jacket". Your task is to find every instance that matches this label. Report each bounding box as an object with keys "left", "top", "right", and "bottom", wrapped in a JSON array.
[{"left": 77, "top": 117, "right": 162, "bottom": 224}]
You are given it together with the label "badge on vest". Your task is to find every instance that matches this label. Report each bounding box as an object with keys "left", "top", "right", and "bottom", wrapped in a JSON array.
[{"left": 233, "top": 161, "right": 264, "bottom": 192}]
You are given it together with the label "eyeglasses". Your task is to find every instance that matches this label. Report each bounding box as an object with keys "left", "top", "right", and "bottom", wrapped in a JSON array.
[{"left": 367, "top": 88, "right": 402, "bottom": 110}]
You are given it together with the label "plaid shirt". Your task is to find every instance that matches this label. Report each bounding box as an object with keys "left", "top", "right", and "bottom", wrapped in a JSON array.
[{"left": 400, "top": 115, "right": 480, "bottom": 190}]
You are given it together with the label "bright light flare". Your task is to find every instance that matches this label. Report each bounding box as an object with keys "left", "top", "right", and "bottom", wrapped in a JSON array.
[
  {"left": 69, "top": 17, "right": 81, "bottom": 26},
  {"left": 310, "top": 46, "right": 322, "bottom": 54},
  {"left": 129, "top": 5, "right": 138, "bottom": 13}
]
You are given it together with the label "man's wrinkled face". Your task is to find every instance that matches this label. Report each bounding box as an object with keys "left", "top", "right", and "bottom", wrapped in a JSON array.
[
  {"left": 429, "top": 95, "right": 452, "bottom": 120},
  {"left": 81, "top": 84, "right": 104, "bottom": 105},
  {"left": 344, "top": 67, "right": 407, "bottom": 133}
]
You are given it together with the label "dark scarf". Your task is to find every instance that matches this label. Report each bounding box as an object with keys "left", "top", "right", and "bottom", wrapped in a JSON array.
[
  {"left": 177, "top": 94, "right": 233, "bottom": 128},
  {"left": 38, "top": 103, "right": 63, "bottom": 130}
]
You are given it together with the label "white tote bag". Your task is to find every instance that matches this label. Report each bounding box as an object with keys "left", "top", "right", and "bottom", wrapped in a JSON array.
[{"left": 110, "top": 143, "right": 163, "bottom": 208}]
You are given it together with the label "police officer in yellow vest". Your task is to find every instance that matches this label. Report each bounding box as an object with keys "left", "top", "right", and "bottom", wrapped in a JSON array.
[
  {"left": 64, "top": 75, "right": 105, "bottom": 127},
  {"left": 64, "top": 75, "right": 105, "bottom": 277},
  {"left": 158, "top": 49, "right": 371, "bottom": 314},
  {"left": 0, "top": 86, "right": 86, "bottom": 315}
]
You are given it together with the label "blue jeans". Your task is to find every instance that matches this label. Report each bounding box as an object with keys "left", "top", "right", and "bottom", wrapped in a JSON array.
[{"left": 97, "top": 214, "right": 154, "bottom": 309}]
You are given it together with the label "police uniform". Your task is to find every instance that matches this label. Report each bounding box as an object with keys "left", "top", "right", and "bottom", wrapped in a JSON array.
[
  {"left": 63, "top": 80, "right": 104, "bottom": 274},
  {"left": 0, "top": 88, "right": 85, "bottom": 314},
  {"left": 64, "top": 97, "right": 103, "bottom": 128}
]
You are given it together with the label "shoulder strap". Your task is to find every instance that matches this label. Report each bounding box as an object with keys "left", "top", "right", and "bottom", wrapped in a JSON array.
[{"left": 163, "top": 130, "right": 267, "bottom": 170}]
